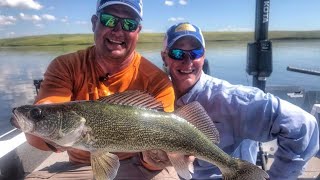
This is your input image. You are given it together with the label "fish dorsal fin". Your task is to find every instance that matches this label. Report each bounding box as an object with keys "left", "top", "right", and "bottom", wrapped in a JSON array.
[
  {"left": 175, "top": 101, "right": 220, "bottom": 144},
  {"left": 98, "top": 90, "right": 164, "bottom": 111}
]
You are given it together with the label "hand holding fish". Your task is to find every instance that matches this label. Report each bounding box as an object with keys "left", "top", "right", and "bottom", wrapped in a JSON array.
[
  {"left": 44, "top": 139, "right": 69, "bottom": 152},
  {"left": 141, "top": 150, "right": 172, "bottom": 169},
  {"left": 141, "top": 150, "right": 196, "bottom": 170}
]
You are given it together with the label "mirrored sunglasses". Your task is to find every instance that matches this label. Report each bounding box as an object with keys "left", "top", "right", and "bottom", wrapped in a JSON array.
[
  {"left": 168, "top": 48, "right": 204, "bottom": 61},
  {"left": 99, "top": 13, "right": 139, "bottom": 32}
]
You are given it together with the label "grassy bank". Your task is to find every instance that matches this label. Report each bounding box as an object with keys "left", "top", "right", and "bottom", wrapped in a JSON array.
[{"left": 0, "top": 31, "right": 319, "bottom": 47}]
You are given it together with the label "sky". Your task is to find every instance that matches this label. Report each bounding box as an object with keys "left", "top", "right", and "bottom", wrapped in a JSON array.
[{"left": 0, "top": 0, "right": 319, "bottom": 38}]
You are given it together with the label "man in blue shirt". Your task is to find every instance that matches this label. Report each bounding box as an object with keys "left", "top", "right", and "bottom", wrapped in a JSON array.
[{"left": 161, "top": 22, "right": 319, "bottom": 179}]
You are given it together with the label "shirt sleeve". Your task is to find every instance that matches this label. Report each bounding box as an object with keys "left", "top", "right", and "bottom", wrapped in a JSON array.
[
  {"left": 147, "top": 71, "right": 175, "bottom": 113},
  {"left": 153, "top": 85, "right": 175, "bottom": 113},
  {"left": 266, "top": 98, "right": 319, "bottom": 179},
  {"left": 234, "top": 88, "right": 319, "bottom": 179},
  {"left": 34, "top": 57, "right": 73, "bottom": 104}
]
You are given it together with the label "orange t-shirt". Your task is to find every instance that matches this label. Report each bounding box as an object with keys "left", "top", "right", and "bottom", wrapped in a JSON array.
[{"left": 25, "top": 46, "right": 175, "bottom": 164}]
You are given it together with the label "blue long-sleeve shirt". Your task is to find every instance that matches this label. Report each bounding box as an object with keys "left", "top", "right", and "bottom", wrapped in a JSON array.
[{"left": 175, "top": 72, "right": 319, "bottom": 180}]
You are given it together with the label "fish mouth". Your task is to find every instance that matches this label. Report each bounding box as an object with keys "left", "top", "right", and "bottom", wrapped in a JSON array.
[
  {"left": 11, "top": 108, "right": 34, "bottom": 133},
  {"left": 10, "top": 108, "right": 20, "bottom": 129}
]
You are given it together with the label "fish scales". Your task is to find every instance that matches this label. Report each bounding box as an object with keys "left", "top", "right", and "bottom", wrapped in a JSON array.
[
  {"left": 72, "top": 101, "right": 237, "bottom": 173},
  {"left": 73, "top": 101, "right": 213, "bottom": 154},
  {"left": 11, "top": 91, "right": 269, "bottom": 180}
]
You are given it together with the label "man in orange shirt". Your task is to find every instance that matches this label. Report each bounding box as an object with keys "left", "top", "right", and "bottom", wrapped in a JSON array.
[{"left": 25, "top": 0, "right": 178, "bottom": 179}]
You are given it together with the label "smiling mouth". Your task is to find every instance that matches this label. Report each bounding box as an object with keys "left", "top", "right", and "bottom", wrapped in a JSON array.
[
  {"left": 179, "top": 69, "right": 194, "bottom": 74},
  {"left": 108, "top": 38, "right": 124, "bottom": 45}
]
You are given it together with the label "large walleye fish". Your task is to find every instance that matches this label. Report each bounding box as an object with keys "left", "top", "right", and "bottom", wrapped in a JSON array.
[{"left": 11, "top": 91, "right": 268, "bottom": 180}]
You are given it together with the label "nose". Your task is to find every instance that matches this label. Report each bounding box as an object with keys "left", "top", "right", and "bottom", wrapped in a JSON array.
[
  {"left": 182, "top": 55, "right": 193, "bottom": 64},
  {"left": 112, "top": 20, "right": 122, "bottom": 32}
]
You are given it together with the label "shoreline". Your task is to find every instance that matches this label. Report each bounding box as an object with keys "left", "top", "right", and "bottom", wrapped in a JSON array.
[
  {"left": 0, "top": 38, "right": 319, "bottom": 48},
  {"left": 1, "top": 31, "right": 320, "bottom": 47}
]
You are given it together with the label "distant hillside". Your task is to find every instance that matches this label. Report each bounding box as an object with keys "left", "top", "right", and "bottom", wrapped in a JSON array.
[{"left": 0, "top": 31, "right": 319, "bottom": 46}]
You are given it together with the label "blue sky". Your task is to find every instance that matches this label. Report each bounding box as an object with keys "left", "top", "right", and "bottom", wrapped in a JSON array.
[{"left": 0, "top": 0, "right": 319, "bottom": 38}]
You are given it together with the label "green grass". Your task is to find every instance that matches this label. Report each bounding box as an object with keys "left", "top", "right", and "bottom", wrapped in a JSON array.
[
  {"left": 0, "top": 31, "right": 319, "bottom": 47},
  {"left": 0, "top": 34, "right": 93, "bottom": 46}
]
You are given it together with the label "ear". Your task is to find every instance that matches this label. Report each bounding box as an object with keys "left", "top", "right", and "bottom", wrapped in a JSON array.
[
  {"left": 91, "top": 15, "right": 98, "bottom": 32},
  {"left": 161, "top": 51, "right": 170, "bottom": 74},
  {"left": 137, "top": 24, "right": 142, "bottom": 33},
  {"left": 161, "top": 51, "right": 167, "bottom": 66}
]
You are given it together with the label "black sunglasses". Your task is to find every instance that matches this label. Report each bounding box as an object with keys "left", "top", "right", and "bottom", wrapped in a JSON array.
[
  {"left": 99, "top": 13, "right": 140, "bottom": 32},
  {"left": 168, "top": 48, "right": 205, "bottom": 61}
]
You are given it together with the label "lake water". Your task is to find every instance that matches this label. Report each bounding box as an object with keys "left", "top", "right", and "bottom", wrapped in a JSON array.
[{"left": 0, "top": 40, "right": 319, "bottom": 135}]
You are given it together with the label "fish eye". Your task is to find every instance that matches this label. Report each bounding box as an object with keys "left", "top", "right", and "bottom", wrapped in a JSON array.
[{"left": 29, "top": 107, "right": 43, "bottom": 120}]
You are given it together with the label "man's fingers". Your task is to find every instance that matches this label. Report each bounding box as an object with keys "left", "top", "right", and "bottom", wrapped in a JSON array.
[
  {"left": 187, "top": 155, "right": 195, "bottom": 162},
  {"left": 44, "top": 139, "right": 69, "bottom": 152},
  {"left": 142, "top": 150, "right": 172, "bottom": 168},
  {"left": 148, "top": 150, "right": 170, "bottom": 162}
]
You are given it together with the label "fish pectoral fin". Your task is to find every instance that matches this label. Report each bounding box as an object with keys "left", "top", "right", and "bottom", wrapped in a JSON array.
[
  {"left": 91, "top": 151, "right": 120, "bottom": 180},
  {"left": 167, "top": 153, "right": 194, "bottom": 180},
  {"left": 175, "top": 101, "right": 220, "bottom": 144}
]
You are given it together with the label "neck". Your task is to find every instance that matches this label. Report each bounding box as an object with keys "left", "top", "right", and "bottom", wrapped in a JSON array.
[
  {"left": 173, "top": 83, "right": 189, "bottom": 100},
  {"left": 172, "top": 76, "right": 201, "bottom": 99},
  {"left": 174, "top": 89, "right": 184, "bottom": 100},
  {"left": 96, "top": 52, "right": 135, "bottom": 75}
]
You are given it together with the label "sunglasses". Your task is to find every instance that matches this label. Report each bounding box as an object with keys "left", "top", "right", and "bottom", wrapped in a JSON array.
[
  {"left": 99, "top": 13, "right": 140, "bottom": 32},
  {"left": 168, "top": 48, "right": 204, "bottom": 61}
]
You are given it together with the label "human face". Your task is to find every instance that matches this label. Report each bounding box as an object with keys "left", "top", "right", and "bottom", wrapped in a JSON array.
[
  {"left": 91, "top": 4, "right": 141, "bottom": 62},
  {"left": 162, "top": 36, "right": 205, "bottom": 97}
]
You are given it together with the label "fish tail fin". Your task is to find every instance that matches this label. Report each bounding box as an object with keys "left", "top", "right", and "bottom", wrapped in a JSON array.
[
  {"left": 167, "top": 153, "right": 194, "bottom": 180},
  {"left": 91, "top": 151, "right": 120, "bottom": 180},
  {"left": 175, "top": 101, "right": 219, "bottom": 144},
  {"left": 221, "top": 159, "right": 269, "bottom": 180}
]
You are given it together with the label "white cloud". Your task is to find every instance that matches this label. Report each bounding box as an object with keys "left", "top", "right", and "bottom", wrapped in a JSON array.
[
  {"left": 0, "top": 0, "right": 42, "bottom": 10},
  {"left": 164, "top": 0, "right": 174, "bottom": 6},
  {"left": 165, "top": 0, "right": 187, "bottom": 6},
  {"left": 61, "top": 18, "right": 68, "bottom": 23},
  {"left": 61, "top": 16, "right": 69, "bottom": 25},
  {"left": 19, "top": 13, "right": 41, "bottom": 21},
  {"left": 35, "top": 23, "right": 44, "bottom": 28},
  {"left": 75, "top": 21, "right": 88, "bottom": 25},
  {"left": 6, "top": 31, "right": 15, "bottom": 37},
  {"left": 0, "top": 15, "right": 17, "bottom": 25},
  {"left": 168, "top": 17, "right": 185, "bottom": 22},
  {"left": 179, "top": 0, "right": 187, "bottom": 5},
  {"left": 42, "top": 14, "right": 56, "bottom": 21},
  {"left": 19, "top": 13, "right": 56, "bottom": 22}
]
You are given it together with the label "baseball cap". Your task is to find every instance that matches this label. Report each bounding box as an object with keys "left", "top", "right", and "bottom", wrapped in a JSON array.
[
  {"left": 163, "top": 22, "right": 205, "bottom": 50},
  {"left": 96, "top": 0, "right": 143, "bottom": 20}
]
